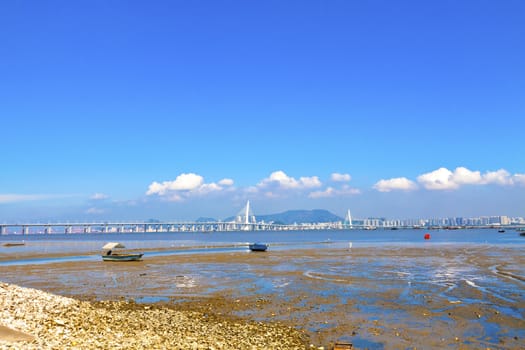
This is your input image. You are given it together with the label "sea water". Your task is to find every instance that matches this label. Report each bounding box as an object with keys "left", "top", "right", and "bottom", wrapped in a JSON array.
[{"left": 1, "top": 228, "right": 524, "bottom": 260}]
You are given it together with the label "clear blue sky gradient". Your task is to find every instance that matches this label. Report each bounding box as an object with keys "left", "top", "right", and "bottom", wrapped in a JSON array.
[{"left": 1, "top": 1, "right": 524, "bottom": 221}]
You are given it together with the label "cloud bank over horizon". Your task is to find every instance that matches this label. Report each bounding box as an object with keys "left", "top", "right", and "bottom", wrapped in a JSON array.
[
  {"left": 375, "top": 167, "right": 525, "bottom": 192},
  {"left": 2, "top": 166, "right": 524, "bottom": 221},
  {"left": 145, "top": 166, "right": 525, "bottom": 202},
  {"left": 145, "top": 170, "right": 361, "bottom": 201},
  {"left": 2, "top": 167, "right": 524, "bottom": 207}
]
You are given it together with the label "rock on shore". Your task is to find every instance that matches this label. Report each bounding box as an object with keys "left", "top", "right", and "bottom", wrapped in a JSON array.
[{"left": 0, "top": 282, "right": 308, "bottom": 349}]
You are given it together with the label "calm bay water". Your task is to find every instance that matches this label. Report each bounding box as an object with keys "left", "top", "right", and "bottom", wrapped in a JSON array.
[
  {"left": 1, "top": 228, "right": 524, "bottom": 261},
  {"left": 0, "top": 228, "right": 523, "bottom": 267}
]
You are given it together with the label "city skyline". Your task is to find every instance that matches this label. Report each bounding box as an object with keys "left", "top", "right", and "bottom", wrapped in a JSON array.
[{"left": 1, "top": 1, "right": 524, "bottom": 222}]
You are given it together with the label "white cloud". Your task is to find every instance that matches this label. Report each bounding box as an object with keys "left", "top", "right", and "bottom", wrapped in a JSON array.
[
  {"left": 451, "top": 167, "right": 482, "bottom": 185},
  {"left": 482, "top": 169, "right": 513, "bottom": 186},
  {"left": 417, "top": 167, "right": 521, "bottom": 190},
  {"left": 218, "top": 178, "right": 234, "bottom": 186},
  {"left": 90, "top": 193, "right": 109, "bottom": 200},
  {"left": 196, "top": 183, "right": 223, "bottom": 194},
  {"left": 373, "top": 177, "right": 418, "bottom": 192},
  {"left": 309, "top": 185, "right": 360, "bottom": 198},
  {"left": 306, "top": 172, "right": 358, "bottom": 198},
  {"left": 300, "top": 176, "right": 322, "bottom": 188},
  {"left": 257, "top": 171, "right": 322, "bottom": 190},
  {"left": 146, "top": 173, "right": 234, "bottom": 200},
  {"left": 417, "top": 167, "right": 457, "bottom": 190},
  {"left": 146, "top": 173, "right": 204, "bottom": 195},
  {"left": 245, "top": 171, "right": 324, "bottom": 199},
  {"left": 331, "top": 173, "right": 351, "bottom": 182},
  {"left": 308, "top": 187, "right": 337, "bottom": 198}
]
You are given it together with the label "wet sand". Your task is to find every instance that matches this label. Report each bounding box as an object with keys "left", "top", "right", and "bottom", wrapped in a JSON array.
[{"left": 1, "top": 245, "right": 524, "bottom": 349}]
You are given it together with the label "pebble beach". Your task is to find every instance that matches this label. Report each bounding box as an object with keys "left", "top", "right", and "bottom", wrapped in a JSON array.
[{"left": 0, "top": 282, "right": 308, "bottom": 349}]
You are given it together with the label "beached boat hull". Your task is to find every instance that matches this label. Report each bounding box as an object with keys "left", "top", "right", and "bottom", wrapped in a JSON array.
[
  {"left": 2, "top": 242, "right": 25, "bottom": 247},
  {"left": 102, "top": 253, "right": 143, "bottom": 262}
]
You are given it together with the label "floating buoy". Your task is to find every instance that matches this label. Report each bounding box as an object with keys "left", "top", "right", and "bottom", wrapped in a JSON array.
[{"left": 424, "top": 233, "right": 431, "bottom": 240}]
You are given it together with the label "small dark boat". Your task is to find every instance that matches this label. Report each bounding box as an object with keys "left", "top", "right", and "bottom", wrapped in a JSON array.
[
  {"left": 249, "top": 243, "right": 268, "bottom": 252},
  {"left": 498, "top": 229, "right": 505, "bottom": 233},
  {"left": 520, "top": 232, "right": 525, "bottom": 237}
]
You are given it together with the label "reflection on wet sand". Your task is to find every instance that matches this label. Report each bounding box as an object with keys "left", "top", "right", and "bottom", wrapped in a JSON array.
[{"left": 1, "top": 246, "right": 524, "bottom": 349}]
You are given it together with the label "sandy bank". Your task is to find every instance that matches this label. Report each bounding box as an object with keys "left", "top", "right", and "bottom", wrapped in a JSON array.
[{"left": 0, "top": 282, "right": 308, "bottom": 349}]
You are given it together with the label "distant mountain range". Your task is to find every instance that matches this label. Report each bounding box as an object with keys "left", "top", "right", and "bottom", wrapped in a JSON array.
[{"left": 220, "top": 209, "right": 343, "bottom": 225}]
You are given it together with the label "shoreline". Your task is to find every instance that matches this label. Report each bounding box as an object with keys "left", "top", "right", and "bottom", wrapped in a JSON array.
[{"left": 2, "top": 246, "right": 524, "bottom": 349}]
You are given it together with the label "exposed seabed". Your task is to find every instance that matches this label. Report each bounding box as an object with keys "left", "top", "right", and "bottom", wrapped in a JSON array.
[{"left": 1, "top": 245, "right": 524, "bottom": 349}]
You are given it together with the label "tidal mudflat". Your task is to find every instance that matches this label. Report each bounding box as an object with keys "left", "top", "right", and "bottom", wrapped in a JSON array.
[{"left": 1, "top": 245, "right": 524, "bottom": 349}]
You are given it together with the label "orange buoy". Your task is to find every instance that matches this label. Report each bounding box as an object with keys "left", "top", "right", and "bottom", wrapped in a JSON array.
[{"left": 424, "top": 233, "right": 431, "bottom": 240}]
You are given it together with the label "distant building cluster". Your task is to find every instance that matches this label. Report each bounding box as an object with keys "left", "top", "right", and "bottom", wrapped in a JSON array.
[{"left": 353, "top": 215, "right": 525, "bottom": 228}]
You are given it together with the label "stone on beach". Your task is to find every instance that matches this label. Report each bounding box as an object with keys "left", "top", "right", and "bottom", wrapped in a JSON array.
[
  {"left": 0, "top": 325, "right": 34, "bottom": 342},
  {"left": 0, "top": 282, "right": 308, "bottom": 349}
]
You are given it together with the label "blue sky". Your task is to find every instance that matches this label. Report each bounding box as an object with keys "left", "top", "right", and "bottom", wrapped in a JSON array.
[{"left": 1, "top": 1, "right": 524, "bottom": 222}]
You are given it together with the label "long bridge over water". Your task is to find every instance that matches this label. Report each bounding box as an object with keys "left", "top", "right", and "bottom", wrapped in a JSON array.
[
  {"left": 2, "top": 202, "right": 522, "bottom": 235},
  {"left": 0, "top": 221, "right": 352, "bottom": 235},
  {"left": 0, "top": 201, "right": 354, "bottom": 235}
]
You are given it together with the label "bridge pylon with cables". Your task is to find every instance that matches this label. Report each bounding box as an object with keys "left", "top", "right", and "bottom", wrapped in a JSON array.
[{"left": 234, "top": 200, "right": 257, "bottom": 230}]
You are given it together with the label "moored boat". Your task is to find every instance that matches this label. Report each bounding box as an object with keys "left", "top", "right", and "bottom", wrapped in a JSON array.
[
  {"left": 249, "top": 243, "right": 268, "bottom": 252},
  {"left": 102, "top": 253, "right": 144, "bottom": 262},
  {"left": 102, "top": 242, "right": 144, "bottom": 262}
]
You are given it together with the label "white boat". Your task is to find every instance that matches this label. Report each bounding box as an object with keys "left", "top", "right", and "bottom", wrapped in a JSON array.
[
  {"left": 102, "top": 242, "right": 144, "bottom": 262},
  {"left": 102, "top": 253, "right": 144, "bottom": 262}
]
